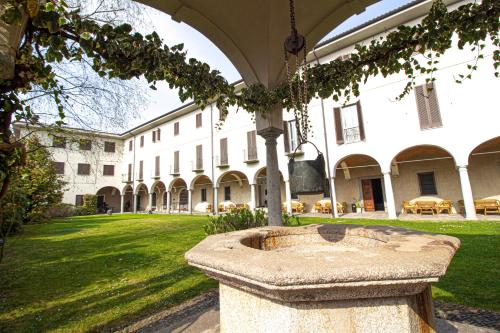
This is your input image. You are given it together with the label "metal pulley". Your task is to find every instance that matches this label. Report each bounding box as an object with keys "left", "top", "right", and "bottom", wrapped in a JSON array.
[{"left": 288, "top": 141, "right": 326, "bottom": 196}]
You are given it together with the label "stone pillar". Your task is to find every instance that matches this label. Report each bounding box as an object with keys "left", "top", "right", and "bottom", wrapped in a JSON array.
[
  {"left": 250, "top": 184, "right": 257, "bottom": 210},
  {"left": 457, "top": 165, "right": 477, "bottom": 220},
  {"left": 149, "top": 192, "right": 154, "bottom": 211},
  {"left": 284, "top": 180, "right": 292, "bottom": 214},
  {"left": 214, "top": 187, "right": 219, "bottom": 214},
  {"left": 166, "top": 191, "right": 171, "bottom": 213},
  {"left": 133, "top": 194, "right": 138, "bottom": 213},
  {"left": 256, "top": 107, "right": 283, "bottom": 226},
  {"left": 383, "top": 172, "right": 397, "bottom": 219},
  {"left": 120, "top": 194, "right": 124, "bottom": 213},
  {"left": 330, "top": 177, "right": 339, "bottom": 218},
  {"left": 188, "top": 189, "right": 193, "bottom": 214}
]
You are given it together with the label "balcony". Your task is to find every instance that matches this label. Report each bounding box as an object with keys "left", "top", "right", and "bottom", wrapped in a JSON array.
[
  {"left": 151, "top": 169, "right": 160, "bottom": 179},
  {"left": 170, "top": 165, "right": 180, "bottom": 176},
  {"left": 121, "top": 173, "right": 132, "bottom": 183},
  {"left": 344, "top": 126, "right": 361, "bottom": 144},
  {"left": 215, "top": 155, "right": 229, "bottom": 168},
  {"left": 243, "top": 149, "right": 258, "bottom": 164},
  {"left": 191, "top": 160, "right": 204, "bottom": 172}
]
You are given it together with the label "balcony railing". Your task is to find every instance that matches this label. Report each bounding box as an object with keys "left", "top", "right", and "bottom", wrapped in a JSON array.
[
  {"left": 170, "top": 165, "right": 180, "bottom": 176},
  {"left": 243, "top": 149, "right": 258, "bottom": 163},
  {"left": 191, "top": 160, "right": 203, "bottom": 172},
  {"left": 121, "top": 173, "right": 132, "bottom": 183},
  {"left": 343, "top": 126, "right": 361, "bottom": 144},
  {"left": 215, "top": 155, "right": 229, "bottom": 168}
]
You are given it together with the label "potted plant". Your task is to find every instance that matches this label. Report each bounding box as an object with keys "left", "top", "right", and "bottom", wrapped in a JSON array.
[{"left": 355, "top": 200, "right": 363, "bottom": 214}]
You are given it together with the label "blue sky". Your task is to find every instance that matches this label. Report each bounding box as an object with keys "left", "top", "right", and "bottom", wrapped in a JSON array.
[{"left": 131, "top": 0, "right": 414, "bottom": 127}]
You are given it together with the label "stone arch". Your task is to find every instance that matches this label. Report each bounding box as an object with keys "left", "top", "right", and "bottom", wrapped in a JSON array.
[
  {"left": 135, "top": 183, "right": 149, "bottom": 212},
  {"left": 467, "top": 136, "right": 500, "bottom": 201},
  {"left": 122, "top": 185, "right": 134, "bottom": 213},
  {"left": 190, "top": 174, "right": 213, "bottom": 190},
  {"left": 151, "top": 181, "right": 167, "bottom": 211},
  {"left": 216, "top": 171, "right": 251, "bottom": 207},
  {"left": 389, "top": 144, "right": 456, "bottom": 174},
  {"left": 216, "top": 171, "right": 249, "bottom": 188},
  {"left": 96, "top": 186, "right": 121, "bottom": 213},
  {"left": 252, "top": 167, "right": 285, "bottom": 208},
  {"left": 190, "top": 175, "right": 214, "bottom": 213},
  {"left": 168, "top": 178, "right": 188, "bottom": 212}
]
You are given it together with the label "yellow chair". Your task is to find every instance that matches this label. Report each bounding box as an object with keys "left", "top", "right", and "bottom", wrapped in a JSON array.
[
  {"left": 321, "top": 201, "right": 332, "bottom": 214},
  {"left": 313, "top": 201, "right": 322, "bottom": 213},
  {"left": 336, "top": 202, "right": 344, "bottom": 214},
  {"left": 402, "top": 201, "right": 418, "bottom": 214},
  {"left": 416, "top": 201, "right": 437, "bottom": 215},
  {"left": 291, "top": 201, "right": 304, "bottom": 213},
  {"left": 436, "top": 200, "right": 452, "bottom": 214}
]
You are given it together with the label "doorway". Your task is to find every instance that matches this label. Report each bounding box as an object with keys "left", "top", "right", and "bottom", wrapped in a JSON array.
[
  {"left": 361, "top": 178, "right": 385, "bottom": 211},
  {"left": 257, "top": 181, "right": 267, "bottom": 207},
  {"left": 97, "top": 195, "right": 105, "bottom": 212},
  {"left": 179, "top": 189, "right": 188, "bottom": 211}
]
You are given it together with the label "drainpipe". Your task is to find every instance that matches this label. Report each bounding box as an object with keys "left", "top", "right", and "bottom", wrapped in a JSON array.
[
  {"left": 313, "top": 47, "right": 336, "bottom": 219},
  {"left": 210, "top": 104, "right": 216, "bottom": 215},
  {"left": 132, "top": 133, "right": 136, "bottom": 213}
]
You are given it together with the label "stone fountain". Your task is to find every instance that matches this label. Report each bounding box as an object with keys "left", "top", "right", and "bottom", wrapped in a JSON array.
[{"left": 186, "top": 224, "right": 460, "bottom": 333}]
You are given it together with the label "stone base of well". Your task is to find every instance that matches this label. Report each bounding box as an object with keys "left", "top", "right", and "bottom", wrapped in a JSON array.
[
  {"left": 220, "top": 283, "right": 435, "bottom": 333},
  {"left": 186, "top": 224, "right": 459, "bottom": 333}
]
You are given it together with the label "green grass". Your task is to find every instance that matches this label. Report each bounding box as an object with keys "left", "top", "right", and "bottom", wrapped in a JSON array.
[{"left": 0, "top": 214, "right": 498, "bottom": 332}]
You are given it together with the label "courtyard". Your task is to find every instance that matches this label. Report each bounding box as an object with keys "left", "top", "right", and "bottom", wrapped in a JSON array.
[{"left": 0, "top": 214, "right": 498, "bottom": 332}]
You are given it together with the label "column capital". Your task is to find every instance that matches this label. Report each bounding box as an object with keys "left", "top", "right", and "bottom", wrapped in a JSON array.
[
  {"left": 258, "top": 127, "right": 283, "bottom": 140},
  {"left": 457, "top": 165, "right": 468, "bottom": 170},
  {"left": 382, "top": 171, "right": 391, "bottom": 176}
]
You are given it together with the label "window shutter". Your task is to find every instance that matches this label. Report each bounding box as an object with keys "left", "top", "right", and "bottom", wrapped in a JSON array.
[
  {"left": 155, "top": 156, "right": 160, "bottom": 176},
  {"left": 157, "top": 128, "right": 161, "bottom": 141},
  {"left": 356, "top": 101, "right": 366, "bottom": 141},
  {"left": 139, "top": 161, "right": 143, "bottom": 180},
  {"left": 427, "top": 84, "right": 442, "bottom": 127},
  {"left": 247, "top": 131, "right": 257, "bottom": 160},
  {"left": 152, "top": 131, "right": 156, "bottom": 142},
  {"left": 129, "top": 140, "right": 133, "bottom": 151},
  {"left": 220, "top": 138, "right": 228, "bottom": 165},
  {"left": 196, "top": 113, "right": 202, "bottom": 128},
  {"left": 174, "top": 151, "right": 179, "bottom": 173},
  {"left": 128, "top": 163, "right": 132, "bottom": 181},
  {"left": 196, "top": 145, "right": 203, "bottom": 170},
  {"left": 103, "top": 165, "right": 114, "bottom": 176},
  {"left": 334, "top": 107, "right": 344, "bottom": 144},
  {"left": 415, "top": 85, "right": 430, "bottom": 129},
  {"left": 174, "top": 122, "right": 179, "bottom": 135},
  {"left": 283, "top": 121, "right": 290, "bottom": 153},
  {"left": 140, "top": 135, "right": 144, "bottom": 147}
]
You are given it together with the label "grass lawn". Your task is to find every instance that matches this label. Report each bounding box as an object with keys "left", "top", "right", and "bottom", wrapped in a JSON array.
[{"left": 0, "top": 214, "right": 498, "bottom": 332}]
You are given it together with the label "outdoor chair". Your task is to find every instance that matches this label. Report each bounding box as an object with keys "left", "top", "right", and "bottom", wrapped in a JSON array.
[
  {"left": 402, "top": 201, "right": 418, "bottom": 214},
  {"left": 206, "top": 204, "right": 212, "bottom": 213},
  {"left": 336, "top": 202, "right": 344, "bottom": 214},
  {"left": 474, "top": 199, "right": 500, "bottom": 215},
  {"left": 313, "top": 201, "right": 322, "bottom": 213},
  {"left": 416, "top": 201, "right": 437, "bottom": 215},
  {"left": 321, "top": 201, "right": 332, "bottom": 214},
  {"left": 457, "top": 200, "right": 465, "bottom": 214},
  {"left": 436, "top": 200, "right": 452, "bottom": 214},
  {"left": 291, "top": 201, "right": 304, "bottom": 213}
]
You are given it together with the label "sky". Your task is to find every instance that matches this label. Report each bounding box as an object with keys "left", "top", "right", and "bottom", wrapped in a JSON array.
[{"left": 129, "top": 0, "right": 415, "bottom": 128}]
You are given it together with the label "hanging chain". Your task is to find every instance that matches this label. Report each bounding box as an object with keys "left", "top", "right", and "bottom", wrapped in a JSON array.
[{"left": 284, "top": 0, "right": 309, "bottom": 143}]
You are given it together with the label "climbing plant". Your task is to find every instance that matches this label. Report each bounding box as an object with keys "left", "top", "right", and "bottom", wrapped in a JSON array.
[{"left": 0, "top": 0, "right": 498, "bottom": 200}]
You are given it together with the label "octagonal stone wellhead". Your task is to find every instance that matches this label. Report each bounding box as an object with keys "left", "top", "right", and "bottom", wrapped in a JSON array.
[{"left": 185, "top": 224, "right": 460, "bottom": 333}]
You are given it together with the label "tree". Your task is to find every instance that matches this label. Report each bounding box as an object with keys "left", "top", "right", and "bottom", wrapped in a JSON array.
[
  {"left": 0, "top": 0, "right": 498, "bottom": 204},
  {"left": 0, "top": 135, "right": 64, "bottom": 262}
]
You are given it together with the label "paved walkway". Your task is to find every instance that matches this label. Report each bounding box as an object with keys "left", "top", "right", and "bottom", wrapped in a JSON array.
[
  {"left": 121, "top": 292, "right": 499, "bottom": 333},
  {"left": 302, "top": 212, "right": 500, "bottom": 221}
]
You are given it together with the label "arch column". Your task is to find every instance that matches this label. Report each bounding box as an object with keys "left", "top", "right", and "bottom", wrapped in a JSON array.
[
  {"left": 120, "top": 194, "right": 125, "bottom": 213},
  {"left": 250, "top": 184, "right": 256, "bottom": 210},
  {"left": 382, "top": 172, "right": 397, "bottom": 219},
  {"left": 188, "top": 189, "right": 193, "bottom": 214},
  {"left": 284, "top": 180, "right": 292, "bottom": 214},
  {"left": 330, "top": 177, "right": 339, "bottom": 218},
  {"left": 149, "top": 192, "right": 154, "bottom": 211},
  {"left": 133, "top": 194, "right": 138, "bottom": 213},
  {"left": 214, "top": 187, "right": 219, "bottom": 214},
  {"left": 457, "top": 165, "right": 477, "bottom": 220},
  {"left": 166, "top": 191, "right": 171, "bottom": 213}
]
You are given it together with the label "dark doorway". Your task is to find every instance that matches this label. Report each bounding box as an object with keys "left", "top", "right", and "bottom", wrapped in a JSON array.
[
  {"left": 136, "top": 195, "right": 141, "bottom": 211},
  {"left": 97, "top": 195, "right": 105, "bottom": 212},
  {"left": 371, "top": 178, "right": 385, "bottom": 211},
  {"left": 179, "top": 189, "right": 188, "bottom": 211}
]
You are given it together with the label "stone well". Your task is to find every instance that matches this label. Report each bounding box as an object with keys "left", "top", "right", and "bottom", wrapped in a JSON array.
[{"left": 185, "top": 224, "right": 460, "bottom": 333}]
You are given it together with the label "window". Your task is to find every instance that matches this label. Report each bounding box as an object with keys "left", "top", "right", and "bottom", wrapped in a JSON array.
[
  {"left": 152, "top": 131, "right": 156, "bottom": 142},
  {"left": 220, "top": 138, "right": 228, "bottom": 165},
  {"left": 224, "top": 186, "right": 231, "bottom": 201},
  {"left": 155, "top": 156, "right": 160, "bottom": 177},
  {"left": 414, "top": 83, "right": 442, "bottom": 130},
  {"left": 103, "top": 165, "right": 114, "bottom": 176},
  {"left": 129, "top": 140, "right": 133, "bottom": 151},
  {"left": 196, "top": 113, "right": 202, "bottom": 128},
  {"left": 174, "top": 122, "right": 179, "bottom": 135},
  {"left": 138, "top": 160, "right": 144, "bottom": 180},
  {"left": 54, "top": 162, "right": 65, "bottom": 175},
  {"left": 128, "top": 163, "right": 132, "bottom": 181},
  {"left": 140, "top": 135, "right": 144, "bottom": 147},
  {"left": 79, "top": 139, "right": 91, "bottom": 151},
  {"left": 77, "top": 163, "right": 91, "bottom": 175},
  {"left": 196, "top": 145, "right": 203, "bottom": 170},
  {"left": 418, "top": 172, "right": 437, "bottom": 195},
  {"left": 52, "top": 136, "right": 66, "bottom": 148},
  {"left": 104, "top": 141, "right": 115, "bottom": 153},
  {"left": 334, "top": 101, "right": 365, "bottom": 144},
  {"left": 173, "top": 151, "right": 179, "bottom": 173},
  {"left": 283, "top": 120, "right": 299, "bottom": 153},
  {"left": 75, "top": 195, "right": 84, "bottom": 207},
  {"left": 246, "top": 130, "right": 257, "bottom": 161},
  {"left": 201, "top": 188, "right": 207, "bottom": 202}
]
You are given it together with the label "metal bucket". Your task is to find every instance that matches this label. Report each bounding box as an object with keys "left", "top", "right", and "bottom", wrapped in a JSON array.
[{"left": 288, "top": 141, "right": 326, "bottom": 196}]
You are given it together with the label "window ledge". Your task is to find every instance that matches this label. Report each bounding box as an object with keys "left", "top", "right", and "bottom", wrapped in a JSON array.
[
  {"left": 244, "top": 159, "right": 259, "bottom": 164},
  {"left": 192, "top": 168, "right": 204, "bottom": 173},
  {"left": 217, "top": 164, "right": 230, "bottom": 169},
  {"left": 286, "top": 150, "right": 304, "bottom": 157}
]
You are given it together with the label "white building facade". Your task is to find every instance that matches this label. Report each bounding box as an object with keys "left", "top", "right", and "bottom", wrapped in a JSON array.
[{"left": 15, "top": 0, "right": 500, "bottom": 220}]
